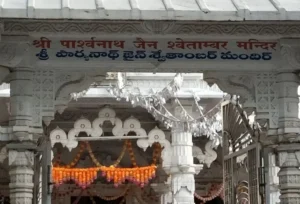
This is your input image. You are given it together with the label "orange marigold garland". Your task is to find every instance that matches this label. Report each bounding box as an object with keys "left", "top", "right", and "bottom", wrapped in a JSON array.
[
  {"left": 52, "top": 140, "right": 162, "bottom": 189},
  {"left": 52, "top": 167, "right": 100, "bottom": 189},
  {"left": 99, "top": 165, "right": 157, "bottom": 188}
]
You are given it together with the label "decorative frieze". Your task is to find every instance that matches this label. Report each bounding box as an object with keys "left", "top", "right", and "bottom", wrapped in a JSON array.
[{"left": 4, "top": 20, "right": 300, "bottom": 38}]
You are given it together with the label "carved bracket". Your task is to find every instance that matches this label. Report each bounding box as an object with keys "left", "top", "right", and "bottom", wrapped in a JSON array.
[{"left": 193, "top": 141, "right": 217, "bottom": 168}]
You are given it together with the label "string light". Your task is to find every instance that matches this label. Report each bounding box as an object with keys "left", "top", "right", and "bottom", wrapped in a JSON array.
[{"left": 108, "top": 73, "right": 223, "bottom": 146}]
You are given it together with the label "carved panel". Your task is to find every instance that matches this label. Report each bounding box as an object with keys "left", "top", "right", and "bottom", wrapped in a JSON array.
[
  {"left": 32, "top": 70, "right": 55, "bottom": 126},
  {"left": 5, "top": 21, "right": 300, "bottom": 37},
  {"left": 254, "top": 73, "right": 278, "bottom": 129}
]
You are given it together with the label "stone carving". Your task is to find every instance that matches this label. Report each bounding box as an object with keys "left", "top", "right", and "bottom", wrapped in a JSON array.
[
  {"left": 280, "top": 39, "right": 300, "bottom": 69},
  {"left": 137, "top": 126, "right": 171, "bottom": 168},
  {"left": 32, "top": 70, "right": 55, "bottom": 127},
  {"left": 9, "top": 150, "right": 34, "bottom": 167},
  {"left": 5, "top": 20, "right": 300, "bottom": 37},
  {"left": 0, "top": 42, "right": 29, "bottom": 68},
  {"left": 8, "top": 150, "right": 35, "bottom": 204},
  {"left": 141, "top": 21, "right": 175, "bottom": 34},
  {"left": 172, "top": 174, "right": 195, "bottom": 204},
  {"left": 50, "top": 107, "right": 152, "bottom": 151},
  {"left": 255, "top": 73, "right": 278, "bottom": 129},
  {"left": 276, "top": 145, "right": 300, "bottom": 204},
  {"left": 54, "top": 72, "right": 105, "bottom": 113},
  {"left": 31, "top": 71, "right": 106, "bottom": 127},
  {"left": 204, "top": 72, "right": 279, "bottom": 130},
  {"left": 122, "top": 116, "right": 147, "bottom": 136},
  {"left": 204, "top": 72, "right": 255, "bottom": 106},
  {"left": 193, "top": 141, "right": 217, "bottom": 168}
]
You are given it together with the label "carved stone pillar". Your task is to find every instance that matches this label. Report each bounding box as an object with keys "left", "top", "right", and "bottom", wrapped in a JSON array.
[
  {"left": 8, "top": 68, "right": 36, "bottom": 204},
  {"left": 277, "top": 145, "right": 300, "bottom": 204},
  {"left": 8, "top": 150, "right": 34, "bottom": 204},
  {"left": 169, "top": 126, "right": 202, "bottom": 204},
  {"left": 276, "top": 72, "right": 300, "bottom": 140},
  {"left": 9, "top": 68, "right": 34, "bottom": 140},
  {"left": 275, "top": 72, "right": 300, "bottom": 204}
]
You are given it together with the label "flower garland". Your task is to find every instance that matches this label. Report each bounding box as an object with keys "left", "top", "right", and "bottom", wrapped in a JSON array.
[
  {"left": 95, "top": 140, "right": 160, "bottom": 188},
  {"left": 86, "top": 141, "right": 126, "bottom": 167},
  {"left": 126, "top": 140, "right": 137, "bottom": 167},
  {"left": 194, "top": 183, "right": 224, "bottom": 203},
  {"left": 99, "top": 165, "right": 157, "bottom": 188},
  {"left": 52, "top": 140, "right": 161, "bottom": 189},
  {"left": 53, "top": 142, "right": 86, "bottom": 168},
  {"left": 52, "top": 167, "right": 100, "bottom": 189}
]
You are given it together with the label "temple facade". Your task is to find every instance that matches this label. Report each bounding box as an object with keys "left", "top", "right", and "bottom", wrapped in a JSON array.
[{"left": 0, "top": 0, "right": 300, "bottom": 204}]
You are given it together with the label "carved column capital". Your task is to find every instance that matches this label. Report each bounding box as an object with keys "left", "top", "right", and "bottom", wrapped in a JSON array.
[{"left": 8, "top": 150, "right": 34, "bottom": 167}]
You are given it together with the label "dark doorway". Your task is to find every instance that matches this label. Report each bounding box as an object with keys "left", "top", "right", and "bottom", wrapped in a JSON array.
[
  {"left": 71, "top": 196, "right": 125, "bottom": 204},
  {"left": 195, "top": 196, "right": 224, "bottom": 204}
]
